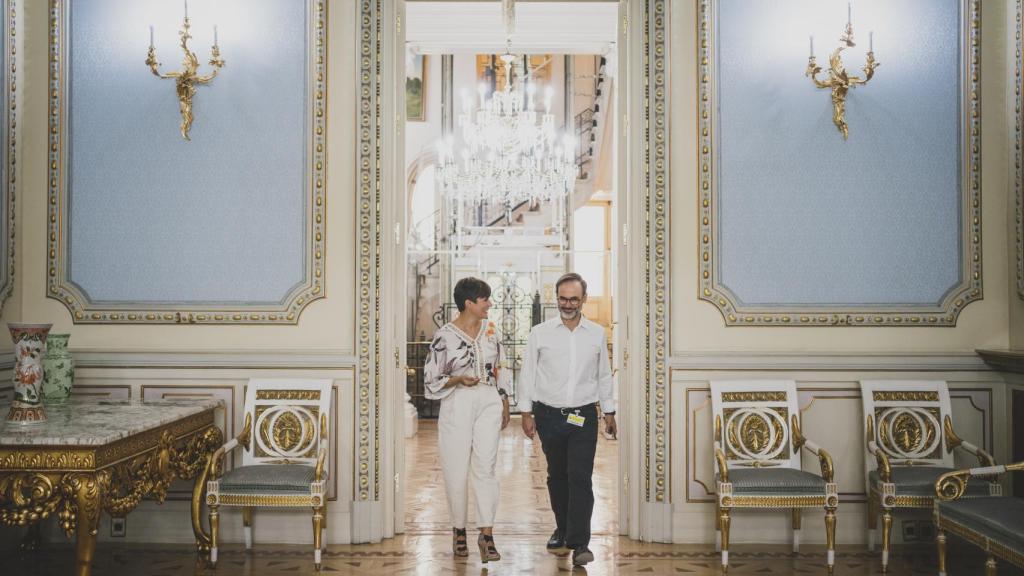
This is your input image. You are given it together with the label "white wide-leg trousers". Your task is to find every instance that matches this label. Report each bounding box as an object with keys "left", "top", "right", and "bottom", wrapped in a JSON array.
[{"left": 438, "top": 384, "right": 503, "bottom": 529}]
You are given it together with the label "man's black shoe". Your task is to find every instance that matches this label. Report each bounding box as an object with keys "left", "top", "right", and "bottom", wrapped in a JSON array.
[
  {"left": 571, "top": 546, "right": 594, "bottom": 566},
  {"left": 546, "top": 530, "right": 565, "bottom": 550}
]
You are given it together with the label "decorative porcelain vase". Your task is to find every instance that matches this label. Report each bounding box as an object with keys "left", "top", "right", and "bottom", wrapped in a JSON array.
[
  {"left": 6, "top": 323, "right": 52, "bottom": 425},
  {"left": 42, "top": 333, "right": 74, "bottom": 401}
]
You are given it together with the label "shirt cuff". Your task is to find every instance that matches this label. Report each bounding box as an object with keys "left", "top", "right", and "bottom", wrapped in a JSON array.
[{"left": 599, "top": 399, "right": 616, "bottom": 414}]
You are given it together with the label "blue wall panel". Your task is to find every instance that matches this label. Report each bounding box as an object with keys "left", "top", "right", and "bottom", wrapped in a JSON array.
[
  {"left": 67, "top": 0, "right": 307, "bottom": 304},
  {"left": 716, "top": 0, "right": 962, "bottom": 307}
]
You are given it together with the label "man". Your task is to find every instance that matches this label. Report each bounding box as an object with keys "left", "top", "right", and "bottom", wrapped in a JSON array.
[{"left": 519, "top": 272, "right": 616, "bottom": 567}]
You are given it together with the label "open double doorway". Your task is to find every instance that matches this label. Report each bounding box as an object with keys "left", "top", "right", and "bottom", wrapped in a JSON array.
[{"left": 393, "top": 0, "right": 628, "bottom": 541}]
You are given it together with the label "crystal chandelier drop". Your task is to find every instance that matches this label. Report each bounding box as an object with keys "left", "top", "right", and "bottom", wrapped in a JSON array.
[{"left": 435, "top": 2, "right": 575, "bottom": 217}]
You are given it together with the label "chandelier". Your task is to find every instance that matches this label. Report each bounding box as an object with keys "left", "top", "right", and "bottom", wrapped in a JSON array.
[{"left": 435, "top": 2, "right": 575, "bottom": 218}]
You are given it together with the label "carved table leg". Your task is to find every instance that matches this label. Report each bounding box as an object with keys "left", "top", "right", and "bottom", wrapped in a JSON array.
[
  {"left": 191, "top": 453, "right": 213, "bottom": 552},
  {"left": 66, "top": 472, "right": 109, "bottom": 576}
]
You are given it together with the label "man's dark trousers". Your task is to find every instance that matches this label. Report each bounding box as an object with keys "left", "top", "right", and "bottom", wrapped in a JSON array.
[{"left": 534, "top": 401, "right": 599, "bottom": 549}]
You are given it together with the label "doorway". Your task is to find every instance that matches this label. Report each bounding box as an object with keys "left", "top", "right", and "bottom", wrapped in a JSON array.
[{"left": 397, "top": 0, "right": 625, "bottom": 541}]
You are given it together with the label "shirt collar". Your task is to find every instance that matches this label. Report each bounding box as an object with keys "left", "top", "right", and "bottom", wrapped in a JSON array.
[{"left": 553, "top": 315, "right": 595, "bottom": 332}]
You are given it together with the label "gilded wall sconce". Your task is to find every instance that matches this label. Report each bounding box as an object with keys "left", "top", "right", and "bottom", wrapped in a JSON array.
[
  {"left": 805, "top": 8, "right": 879, "bottom": 140},
  {"left": 145, "top": 2, "right": 225, "bottom": 141}
]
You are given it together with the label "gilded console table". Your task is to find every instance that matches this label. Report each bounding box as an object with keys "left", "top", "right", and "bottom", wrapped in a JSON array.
[{"left": 0, "top": 399, "right": 223, "bottom": 576}]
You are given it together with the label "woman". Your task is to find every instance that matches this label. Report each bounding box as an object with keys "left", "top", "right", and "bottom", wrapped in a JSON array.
[{"left": 424, "top": 277, "right": 512, "bottom": 562}]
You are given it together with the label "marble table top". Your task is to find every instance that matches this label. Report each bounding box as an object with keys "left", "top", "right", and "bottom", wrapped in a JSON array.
[{"left": 0, "top": 398, "right": 220, "bottom": 446}]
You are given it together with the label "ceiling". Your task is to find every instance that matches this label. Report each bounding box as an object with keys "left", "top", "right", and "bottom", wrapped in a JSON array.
[{"left": 406, "top": 2, "right": 619, "bottom": 55}]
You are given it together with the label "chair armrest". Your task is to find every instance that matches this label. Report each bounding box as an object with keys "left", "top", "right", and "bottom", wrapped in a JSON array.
[
  {"left": 801, "top": 440, "right": 835, "bottom": 484},
  {"left": 315, "top": 445, "right": 329, "bottom": 482},
  {"left": 866, "top": 440, "right": 892, "bottom": 483},
  {"left": 864, "top": 414, "right": 892, "bottom": 483},
  {"left": 944, "top": 415, "right": 996, "bottom": 468},
  {"left": 714, "top": 441, "right": 729, "bottom": 483},
  {"left": 936, "top": 460, "right": 1024, "bottom": 501},
  {"left": 210, "top": 413, "right": 252, "bottom": 479},
  {"left": 791, "top": 415, "right": 835, "bottom": 483}
]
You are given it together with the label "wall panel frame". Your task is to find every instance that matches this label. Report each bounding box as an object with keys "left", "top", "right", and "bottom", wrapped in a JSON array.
[
  {"left": 1016, "top": 0, "right": 1023, "bottom": 300},
  {"left": 0, "top": 0, "right": 15, "bottom": 313},
  {"left": 46, "top": 0, "right": 327, "bottom": 324},
  {"left": 697, "top": 0, "right": 983, "bottom": 326}
]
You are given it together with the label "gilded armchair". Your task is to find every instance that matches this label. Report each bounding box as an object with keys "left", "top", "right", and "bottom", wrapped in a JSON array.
[
  {"left": 711, "top": 380, "right": 838, "bottom": 575},
  {"left": 202, "top": 379, "right": 333, "bottom": 570},
  {"left": 860, "top": 380, "right": 998, "bottom": 573},
  {"left": 934, "top": 461, "right": 1024, "bottom": 576}
]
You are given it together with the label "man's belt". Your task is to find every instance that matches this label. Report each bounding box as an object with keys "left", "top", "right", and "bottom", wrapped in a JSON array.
[{"left": 535, "top": 401, "right": 598, "bottom": 415}]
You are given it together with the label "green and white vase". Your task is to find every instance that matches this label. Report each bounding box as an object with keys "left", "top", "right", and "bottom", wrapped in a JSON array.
[
  {"left": 42, "top": 333, "right": 74, "bottom": 401},
  {"left": 6, "top": 323, "right": 52, "bottom": 425}
]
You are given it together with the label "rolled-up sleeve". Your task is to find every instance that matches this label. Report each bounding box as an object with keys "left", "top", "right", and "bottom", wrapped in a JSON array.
[
  {"left": 596, "top": 333, "right": 616, "bottom": 414},
  {"left": 423, "top": 333, "right": 454, "bottom": 401}
]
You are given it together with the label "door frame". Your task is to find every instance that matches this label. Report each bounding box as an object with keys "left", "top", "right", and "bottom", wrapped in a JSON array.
[{"left": 354, "top": 0, "right": 673, "bottom": 543}]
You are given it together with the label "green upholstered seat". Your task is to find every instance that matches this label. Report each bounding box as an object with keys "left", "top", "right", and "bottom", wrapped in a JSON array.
[
  {"left": 218, "top": 464, "right": 316, "bottom": 494},
  {"left": 868, "top": 467, "right": 993, "bottom": 497},
  {"left": 938, "top": 497, "right": 1024, "bottom": 553},
  {"left": 719, "top": 468, "right": 828, "bottom": 495}
]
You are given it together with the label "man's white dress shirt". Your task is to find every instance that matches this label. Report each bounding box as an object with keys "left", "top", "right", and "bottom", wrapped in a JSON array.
[{"left": 517, "top": 316, "right": 615, "bottom": 414}]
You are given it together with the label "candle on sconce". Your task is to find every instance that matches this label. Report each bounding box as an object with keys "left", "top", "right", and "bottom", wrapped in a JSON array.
[
  {"left": 869, "top": 30, "right": 874, "bottom": 52},
  {"left": 809, "top": 35, "right": 814, "bottom": 58},
  {"left": 214, "top": 25, "right": 218, "bottom": 46},
  {"left": 184, "top": 0, "right": 189, "bottom": 20},
  {"left": 847, "top": 2, "right": 852, "bottom": 26},
  {"left": 149, "top": 25, "right": 154, "bottom": 48}
]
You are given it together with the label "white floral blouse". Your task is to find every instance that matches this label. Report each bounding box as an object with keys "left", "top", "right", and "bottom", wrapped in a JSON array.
[{"left": 423, "top": 319, "right": 512, "bottom": 401}]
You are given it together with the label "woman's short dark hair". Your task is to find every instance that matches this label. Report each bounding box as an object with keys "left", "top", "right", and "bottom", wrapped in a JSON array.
[{"left": 453, "top": 277, "right": 491, "bottom": 312}]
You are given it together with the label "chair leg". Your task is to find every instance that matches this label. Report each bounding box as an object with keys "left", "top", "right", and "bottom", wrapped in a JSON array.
[
  {"left": 720, "top": 508, "right": 731, "bottom": 573},
  {"left": 242, "top": 506, "right": 253, "bottom": 550},
  {"left": 824, "top": 505, "right": 836, "bottom": 575},
  {"left": 986, "top": 555, "right": 998, "bottom": 576},
  {"left": 209, "top": 504, "right": 219, "bottom": 567},
  {"left": 880, "top": 508, "right": 892, "bottom": 573},
  {"left": 715, "top": 500, "right": 722, "bottom": 552},
  {"left": 936, "top": 529, "right": 947, "bottom": 576},
  {"left": 313, "top": 505, "right": 325, "bottom": 570},
  {"left": 867, "top": 491, "right": 878, "bottom": 552},
  {"left": 791, "top": 508, "right": 801, "bottom": 553}
]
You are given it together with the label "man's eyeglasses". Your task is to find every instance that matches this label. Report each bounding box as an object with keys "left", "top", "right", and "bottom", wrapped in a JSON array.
[{"left": 557, "top": 297, "right": 582, "bottom": 306}]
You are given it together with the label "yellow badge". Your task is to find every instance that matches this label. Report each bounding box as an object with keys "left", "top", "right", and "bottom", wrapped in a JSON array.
[{"left": 567, "top": 413, "right": 585, "bottom": 427}]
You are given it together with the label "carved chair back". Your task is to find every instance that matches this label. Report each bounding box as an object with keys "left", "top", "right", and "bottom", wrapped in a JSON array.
[
  {"left": 859, "top": 380, "right": 955, "bottom": 471},
  {"left": 240, "top": 379, "right": 333, "bottom": 468},
  {"left": 710, "top": 380, "right": 802, "bottom": 472}
]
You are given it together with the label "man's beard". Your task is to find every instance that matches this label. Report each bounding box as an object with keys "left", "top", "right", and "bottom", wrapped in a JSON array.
[{"left": 559, "top": 307, "right": 580, "bottom": 320}]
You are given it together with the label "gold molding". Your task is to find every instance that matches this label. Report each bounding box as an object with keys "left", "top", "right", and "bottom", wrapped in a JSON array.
[
  {"left": 1017, "top": 0, "right": 1023, "bottom": 300},
  {"left": 357, "top": 0, "right": 381, "bottom": 503},
  {"left": 45, "top": 0, "right": 327, "bottom": 324},
  {"left": 873, "top": 391, "right": 940, "bottom": 402},
  {"left": 697, "top": 0, "right": 983, "bottom": 326},
  {"left": 644, "top": 0, "right": 668, "bottom": 505},
  {"left": 0, "top": 0, "right": 14, "bottom": 314}
]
